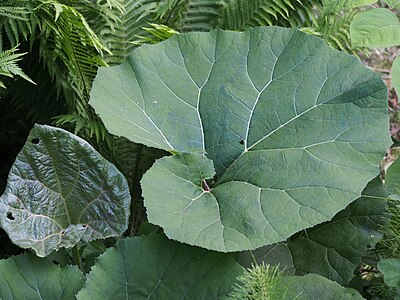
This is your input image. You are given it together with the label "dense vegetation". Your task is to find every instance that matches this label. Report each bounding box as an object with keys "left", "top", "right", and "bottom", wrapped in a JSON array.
[{"left": 1, "top": 0, "right": 400, "bottom": 299}]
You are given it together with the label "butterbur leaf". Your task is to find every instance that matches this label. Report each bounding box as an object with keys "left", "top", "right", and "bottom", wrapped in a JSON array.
[
  {"left": 287, "top": 177, "right": 387, "bottom": 285},
  {"left": 0, "top": 253, "right": 84, "bottom": 299},
  {"left": 350, "top": 8, "right": 400, "bottom": 48},
  {"left": 77, "top": 234, "right": 243, "bottom": 299},
  {"left": 277, "top": 274, "right": 363, "bottom": 299},
  {"left": 378, "top": 258, "right": 400, "bottom": 288},
  {"left": 91, "top": 27, "right": 390, "bottom": 252},
  {"left": 0, "top": 124, "right": 131, "bottom": 257}
]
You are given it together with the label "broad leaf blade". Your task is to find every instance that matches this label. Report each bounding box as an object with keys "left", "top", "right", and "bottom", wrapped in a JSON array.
[
  {"left": 0, "top": 253, "right": 84, "bottom": 299},
  {"left": 77, "top": 234, "right": 243, "bottom": 299},
  {"left": 91, "top": 27, "right": 390, "bottom": 252},
  {"left": 288, "top": 177, "right": 388, "bottom": 285},
  {"left": 0, "top": 125, "right": 131, "bottom": 257},
  {"left": 278, "top": 274, "right": 363, "bottom": 299},
  {"left": 350, "top": 8, "right": 400, "bottom": 48}
]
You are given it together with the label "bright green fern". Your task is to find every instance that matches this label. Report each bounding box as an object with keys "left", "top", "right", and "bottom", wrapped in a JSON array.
[{"left": 0, "top": 46, "right": 33, "bottom": 89}]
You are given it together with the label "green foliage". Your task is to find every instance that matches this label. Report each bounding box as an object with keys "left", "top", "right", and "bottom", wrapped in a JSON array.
[
  {"left": 91, "top": 26, "right": 390, "bottom": 252},
  {"left": 287, "top": 177, "right": 388, "bottom": 285},
  {"left": 220, "top": 0, "right": 321, "bottom": 29},
  {"left": 77, "top": 234, "right": 243, "bottom": 299},
  {"left": 0, "top": 45, "right": 33, "bottom": 88},
  {"left": 278, "top": 274, "right": 364, "bottom": 299},
  {"left": 229, "top": 262, "right": 286, "bottom": 300},
  {"left": 0, "top": 253, "right": 84, "bottom": 299},
  {"left": 378, "top": 258, "right": 400, "bottom": 288},
  {"left": 0, "top": 1, "right": 396, "bottom": 298},
  {"left": 350, "top": 8, "right": 400, "bottom": 48},
  {"left": 0, "top": 125, "right": 130, "bottom": 257}
]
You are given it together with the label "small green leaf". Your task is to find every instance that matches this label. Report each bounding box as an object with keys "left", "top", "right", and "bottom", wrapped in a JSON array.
[
  {"left": 0, "top": 253, "right": 84, "bottom": 299},
  {"left": 350, "top": 8, "right": 400, "bottom": 48},
  {"left": 278, "top": 274, "right": 363, "bottom": 299},
  {"left": 77, "top": 234, "right": 243, "bottom": 299},
  {"left": 378, "top": 258, "right": 400, "bottom": 288},
  {"left": 0, "top": 124, "right": 131, "bottom": 257}
]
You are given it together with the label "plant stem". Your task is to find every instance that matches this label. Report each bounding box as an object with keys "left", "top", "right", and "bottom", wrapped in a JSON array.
[
  {"left": 250, "top": 250, "right": 257, "bottom": 266},
  {"left": 72, "top": 245, "right": 83, "bottom": 272}
]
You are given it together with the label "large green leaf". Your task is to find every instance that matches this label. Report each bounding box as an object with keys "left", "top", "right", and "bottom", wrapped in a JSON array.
[
  {"left": 77, "top": 234, "right": 243, "bottom": 299},
  {"left": 0, "top": 253, "right": 84, "bottom": 299},
  {"left": 0, "top": 124, "right": 131, "bottom": 257},
  {"left": 277, "top": 274, "right": 363, "bottom": 299},
  {"left": 90, "top": 27, "right": 389, "bottom": 252},
  {"left": 350, "top": 8, "right": 400, "bottom": 48},
  {"left": 287, "top": 177, "right": 387, "bottom": 285}
]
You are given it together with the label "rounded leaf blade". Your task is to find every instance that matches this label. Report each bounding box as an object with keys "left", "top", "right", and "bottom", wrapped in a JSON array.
[
  {"left": 91, "top": 27, "right": 390, "bottom": 252},
  {"left": 0, "top": 125, "right": 131, "bottom": 257}
]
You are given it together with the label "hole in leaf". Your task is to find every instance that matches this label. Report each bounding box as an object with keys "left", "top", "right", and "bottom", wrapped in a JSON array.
[
  {"left": 239, "top": 139, "right": 244, "bottom": 145},
  {"left": 31, "top": 138, "right": 40, "bottom": 145},
  {"left": 6, "top": 212, "right": 15, "bottom": 220},
  {"left": 82, "top": 224, "right": 88, "bottom": 228},
  {"left": 60, "top": 230, "right": 65, "bottom": 235}
]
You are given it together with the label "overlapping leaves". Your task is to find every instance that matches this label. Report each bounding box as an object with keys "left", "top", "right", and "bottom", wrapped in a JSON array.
[{"left": 90, "top": 26, "right": 390, "bottom": 252}]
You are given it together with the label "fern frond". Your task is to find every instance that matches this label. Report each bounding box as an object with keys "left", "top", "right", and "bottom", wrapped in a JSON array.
[
  {"left": 220, "top": 0, "right": 322, "bottom": 30},
  {"left": 312, "top": 10, "right": 359, "bottom": 54},
  {"left": 159, "top": 0, "right": 226, "bottom": 32},
  {"left": 0, "top": 46, "right": 34, "bottom": 88},
  {"left": 133, "top": 23, "right": 178, "bottom": 45},
  {"left": 54, "top": 113, "right": 115, "bottom": 149},
  {"left": 84, "top": 0, "right": 160, "bottom": 65}
]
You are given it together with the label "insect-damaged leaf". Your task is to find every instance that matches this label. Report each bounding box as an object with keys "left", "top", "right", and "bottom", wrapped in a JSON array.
[
  {"left": 90, "top": 27, "right": 390, "bottom": 252},
  {"left": 0, "top": 125, "right": 130, "bottom": 257}
]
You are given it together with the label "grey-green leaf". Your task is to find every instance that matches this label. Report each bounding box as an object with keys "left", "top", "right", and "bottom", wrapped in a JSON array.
[
  {"left": 350, "top": 8, "right": 400, "bottom": 48},
  {"left": 278, "top": 274, "right": 363, "bottom": 299},
  {"left": 0, "top": 253, "right": 84, "bottom": 300},
  {"left": 0, "top": 124, "right": 131, "bottom": 257},
  {"left": 91, "top": 27, "right": 389, "bottom": 252},
  {"left": 288, "top": 177, "right": 388, "bottom": 285},
  {"left": 77, "top": 234, "right": 243, "bottom": 299},
  {"left": 378, "top": 258, "right": 400, "bottom": 288}
]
